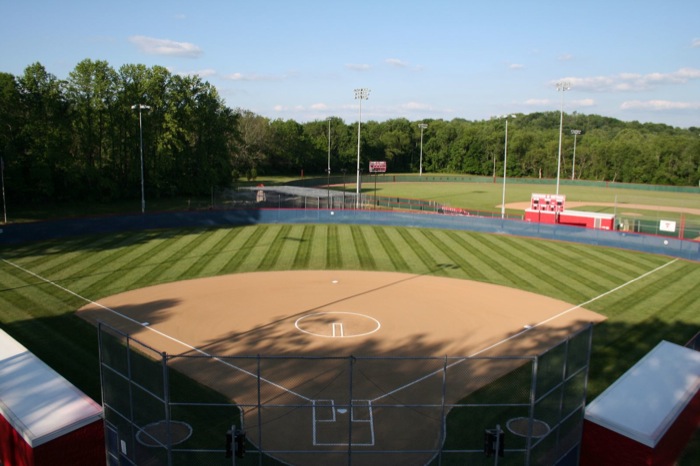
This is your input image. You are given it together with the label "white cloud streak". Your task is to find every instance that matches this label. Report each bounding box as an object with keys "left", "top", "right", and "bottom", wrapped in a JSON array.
[
  {"left": 554, "top": 68, "right": 700, "bottom": 92},
  {"left": 621, "top": 100, "right": 700, "bottom": 110},
  {"left": 129, "top": 35, "right": 203, "bottom": 58},
  {"left": 345, "top": 63, "right": 371, "bottom": 71},
  {"left": 224, "top": 72, "right": 286, "bottom": 82}
]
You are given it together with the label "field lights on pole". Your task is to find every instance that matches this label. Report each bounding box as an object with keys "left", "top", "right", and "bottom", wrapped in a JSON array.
[
  {"left": 555, "top": 81, "right": 570, "bottom": 196},
  {"left": 327, "top": 117, "right": 332, "bottom": 206},
  {"left": 131, "top": 104, "right": 151, "bottom": 213},
  {"left": 418, "top": 123, "right": 428, "bottom": 176},
  {"left": 500, "top": 115, "right": 516, "bottom": 219},
  {"left": 354, "top": 88, "right": 370, "bottom": 209},
  {"left": 571, "top": 129, "right": 581, "bottom": 180}
]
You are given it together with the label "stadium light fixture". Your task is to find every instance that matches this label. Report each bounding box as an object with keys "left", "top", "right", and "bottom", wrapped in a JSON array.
[
  {"left": 571, "top": 129, "right": 581, "bottom": 180},
  {"left": 500, "top": 115, "right": 516, "bottom": 219},
  {"left": 354, "top": 88, "right": 370, "bottom": 209},
  {"left": 131, "top": 104, "right": 151, "bottom": 213},
  {"left": 418, "top": 123, "right": 428, "bottom": 176},
  {"left": 555, "top": 82, "right": 570, "bottom": 196}
]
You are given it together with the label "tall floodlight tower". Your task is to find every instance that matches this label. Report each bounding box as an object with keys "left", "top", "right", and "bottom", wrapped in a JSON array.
[
  {"left": 354, "top": 88, "right": 370, "bottom": 209},
  {"left": 555, "top": 82, "right": 570, "bottom": 195},
  {"left": 131, "top": 104, "right": 151, "bottom": 213},
  {"left": 500, "top": 115, "right": 516, "bottom": 219},
  {"left": 418, "top": 123, "right": 428, "bottom": 176},
  {"left": 571, "top": 129, "right": 581, "bottom": 180}
]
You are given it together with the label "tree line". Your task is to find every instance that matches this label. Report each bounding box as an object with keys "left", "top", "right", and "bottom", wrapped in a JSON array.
[{"left": 1, "top": 60, "right": 698, "bottom": 206}]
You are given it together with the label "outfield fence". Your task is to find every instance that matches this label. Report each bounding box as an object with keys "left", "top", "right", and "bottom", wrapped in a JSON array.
[{"left": 100, "top": 322, "right": 593, "bottom": 466}]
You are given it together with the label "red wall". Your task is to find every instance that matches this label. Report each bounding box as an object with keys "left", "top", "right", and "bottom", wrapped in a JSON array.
[
  {"left": 34, "top": 420, "right": 105, "bottom": 466},
  {"left": 0, "top": 414, "right": 104, "bottom": 466},
  {"left": 0, "top": 413, "right": 34, "bottom": 466},
  {"left": 581, "top": 388, "right": 700, "bottom": 466}
]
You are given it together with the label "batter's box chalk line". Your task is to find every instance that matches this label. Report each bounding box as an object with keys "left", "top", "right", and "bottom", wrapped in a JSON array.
[{"left": 312, "top": 399, "right": 375, "bottom": 446}]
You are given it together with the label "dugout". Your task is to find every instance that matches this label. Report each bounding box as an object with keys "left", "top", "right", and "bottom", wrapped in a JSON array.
[
  {"left": 580, "top": 340, "right": 700, "bottom": 466},
  {"left": 0, "top": 329, "right": 104, "bottom": 466}
]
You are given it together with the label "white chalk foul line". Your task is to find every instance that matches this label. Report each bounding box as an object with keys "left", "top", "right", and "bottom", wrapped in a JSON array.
[
  {"left": 2, "top": 258, "right": 312, "bottom": 403},
  {"left": 371, "top": 257, "right": 680, "bottom": 403}
]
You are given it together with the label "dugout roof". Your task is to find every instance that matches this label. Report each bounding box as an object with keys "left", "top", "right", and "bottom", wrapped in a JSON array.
[
  {"left": 0, "top": 329, "right": 103, "bottom": 447},
  {"left": 584, "top": 340, "right": 700, "bottom": 447}
]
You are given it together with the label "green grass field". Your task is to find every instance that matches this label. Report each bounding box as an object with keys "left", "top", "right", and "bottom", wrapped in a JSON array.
[{"left": 1, "top": 179, "right": 699, "bottom": 463}]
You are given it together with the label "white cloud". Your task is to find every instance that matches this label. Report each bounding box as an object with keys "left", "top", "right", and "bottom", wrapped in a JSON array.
[
  {"left": 310, "top": 103, "right": 328, "bottom": 110},
  {"left": 692, "top": 38, "right": 700, "bottom": 48},
  {"left": 386, "top": 58, "right": 408, "bottom": 68},
  {"left": 555, "top": 68, "right": 700, "bottom": 92},
  {"left": 509, "top": 63, "right": 524, "bottom": 70},
  {"left": 620, "top": 100, "right": 700, "bottom": 110},
  {"left": 572, "top": 98, "right": 595, "bottom": 107},
  {"left": 523, "top": 98, "right": 552, "bottom": 107},
  {"left": 558, "top": 54, "right": 573, "bottom": 61},
  {"left": 401, "top": 101, "right": 432, "bottom": 110},
  {"left": 129, "top": 35, "right": 203, "bottom": 58},
  {"left": 345, "top": 63, "right": 371, "bottom": 71},
  {"left": 179, "top": 69, "right": 216, "bottom": 78},
  {"left": 224, "top": 72, "right": 286, "bottom": 81}
]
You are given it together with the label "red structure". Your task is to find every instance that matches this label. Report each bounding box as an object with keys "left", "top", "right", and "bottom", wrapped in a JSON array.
[
  {"left": 524, "top": 193, "right": 615, "bottom": 230},
  {"left": 0, "top": 329, "right": 104, "bottom": 466},
  {"left": 581, "top": 341, "right": 700, "bottom": 466}
]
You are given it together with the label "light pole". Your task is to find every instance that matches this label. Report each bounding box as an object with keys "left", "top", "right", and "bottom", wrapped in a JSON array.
[
  {"left": 500, "top": 115, "right": 516, "bottom": 219},
  {"left": 327, "top": 117, "right": 332, "bottom": 208},
  {"left": 131, "top": 103, "right": 151, "bottom": 213},
  {"left": 418, "top": 123, "right": 427, "bottom": 176},
  {"left": 354, "top": 88, "right": 370, "bottom": 209},
  {"left": 571, "top": 129, "right": 581, "bottom": 180},
  {"left": 555, "top": 82, "right": 570, "bottom": 195}
]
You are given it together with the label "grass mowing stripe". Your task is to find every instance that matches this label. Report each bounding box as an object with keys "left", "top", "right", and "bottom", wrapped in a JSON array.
[
  {"left": 596, "top": 264, "right": 688, "bottom": 320},
  {"left": 519, "top": 239, "right": 637, "bottom": 286},
  {"left": 307, "top": 225, "right": 329, "bottom": 269},
  {"left": 372, "top": 227, "right": 409, "bottom": 272},
  {"left": 467, "top": 234, "right": 537, "bottom": 289},
  {"left": 175, "top": 228, "right": 235, "bottom": 279},
  {"left": 292, "top": 225, "right": 315, "bottom": 270},
  {"left": 80, "top": 232, "right": 188, "bottom": 297},
  {"left": 350, "top": 226, "right": 376, "bottom": 270},
  {"left": 218, "top": 225, "right": 271, "bottom": 274},
  {"left": 440, "top": 231, "right": 500, "bottom": 282},
  {"left": 502, "top": 238, "right": 617, "bottom": 299},
  {"left": 437, "top": 230, "right": 494, "bottom": 281},
  {"left": 325, "top": 225, "right": 343, "bottom": 269},
  {"left": 479, "top": 235, "right": 579, "bottom": 299},
  {"left": 395, "top": 228, "right": 443, "bottom": 275},
  {"left": 420, "top": 230, "right": 474, "bottom": 277},
  {"left": 337, "top": 225, "right": 362, "bottom": 269},
  {"left": 198, "top": 227, "right": 254, "bottom": 275},
  {"left": 130, "top": 231, "right": 206, "bottom": 286},
  {"left": 257, "top": 225, "right": 292, "bottom": 270}
]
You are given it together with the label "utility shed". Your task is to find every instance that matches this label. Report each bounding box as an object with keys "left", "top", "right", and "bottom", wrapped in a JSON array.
[
  {"left": 580, "top": 340, "right": 700, "bottom": 466},
  {"left": 0, "top": 328, "right": 104, "bottom": 466}
]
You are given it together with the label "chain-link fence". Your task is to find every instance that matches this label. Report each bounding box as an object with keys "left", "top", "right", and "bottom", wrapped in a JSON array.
[{"left": 100, "top": 322, "right": 593, "bottom": 466}]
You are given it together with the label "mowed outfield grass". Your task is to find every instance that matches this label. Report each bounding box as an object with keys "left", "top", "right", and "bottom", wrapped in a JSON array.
[
  {"left": 1, "top": 224, "right": 698, "bottom": 394},
  {"left": 1, "top": 222, "right": 699, "bottom": 463}
]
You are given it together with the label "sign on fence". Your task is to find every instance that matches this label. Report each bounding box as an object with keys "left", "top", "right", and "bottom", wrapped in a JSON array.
[{"left": 369, "top": 161, "right": 387, "bottom": 173}]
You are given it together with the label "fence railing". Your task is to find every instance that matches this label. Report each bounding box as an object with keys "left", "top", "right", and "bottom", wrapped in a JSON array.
[{"left": 100, "top": 322, "right": 593, "bottom": 466}]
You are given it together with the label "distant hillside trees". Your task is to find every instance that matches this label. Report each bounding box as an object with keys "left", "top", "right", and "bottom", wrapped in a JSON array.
[{"left": 1, "top": 61, "right": 698, "bottom": 206}]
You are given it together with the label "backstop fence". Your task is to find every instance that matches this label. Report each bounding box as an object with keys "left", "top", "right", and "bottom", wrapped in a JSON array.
[{"left": 100, "top": 322, "right": 593, "bottom": 466}]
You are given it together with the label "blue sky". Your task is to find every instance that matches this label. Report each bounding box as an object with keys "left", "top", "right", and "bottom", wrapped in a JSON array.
[{"left": 2, "top": 0, "right": 699, "bottom": 127}]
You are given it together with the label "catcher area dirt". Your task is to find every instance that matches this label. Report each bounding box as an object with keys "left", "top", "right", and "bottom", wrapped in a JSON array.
[{"left": 79, "top": 270, "right": 605, "bottom": 465}]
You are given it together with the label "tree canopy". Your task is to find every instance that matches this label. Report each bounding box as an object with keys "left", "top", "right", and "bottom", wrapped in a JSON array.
[{"left": 1, "top": 60, "right": 698, "bottom": 207}]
